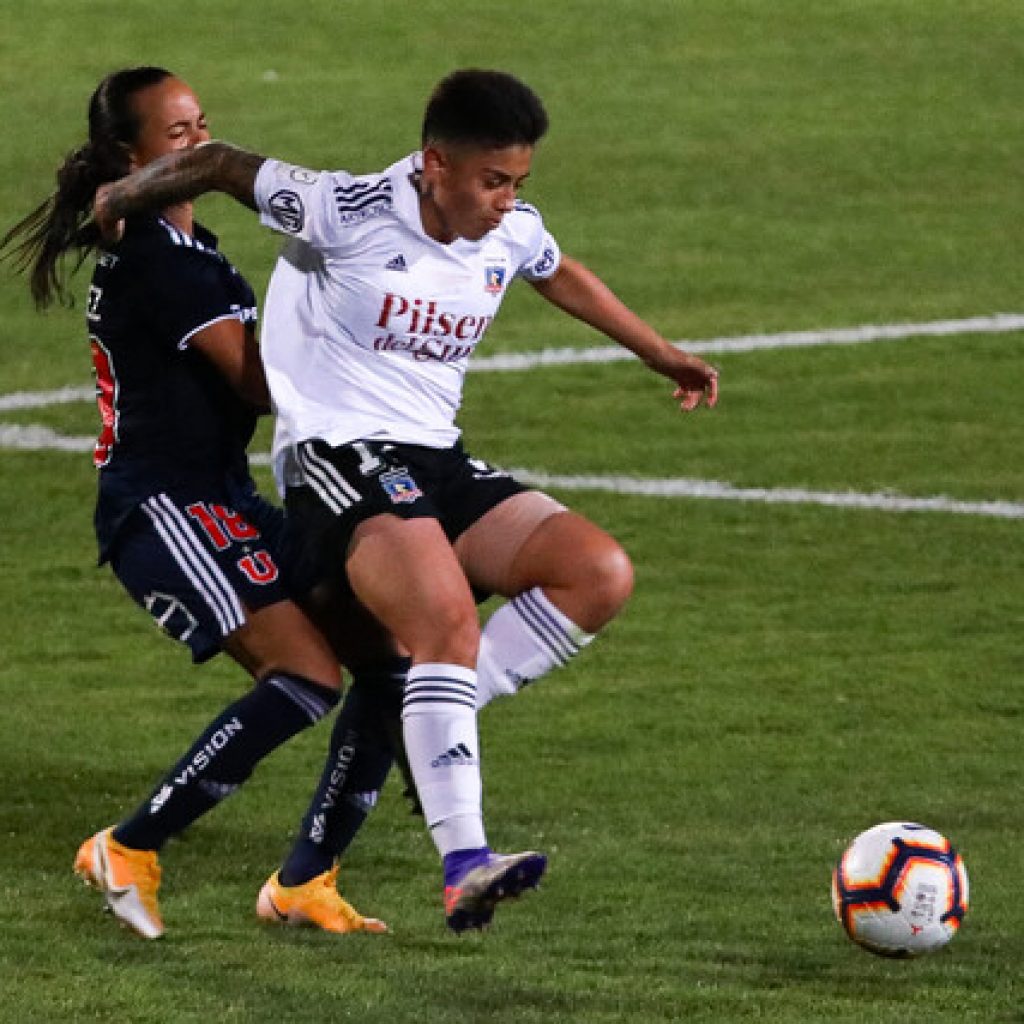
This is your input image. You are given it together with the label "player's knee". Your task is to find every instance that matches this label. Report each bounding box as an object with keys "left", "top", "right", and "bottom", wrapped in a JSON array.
[
  {"left": 415, "top": 596, "right": 480, "bottom": 666},
  {"left": 226, "top": 604, "right": 344, "bottom": 690},
  {"left": 444, "top": 604, "right": 481, "bottom": 666},
  {"left": 581, "top": 541, "right": 634, "bottom": 626}
]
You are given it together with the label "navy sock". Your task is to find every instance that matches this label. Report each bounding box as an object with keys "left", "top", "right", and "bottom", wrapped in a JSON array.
[
  {"left": 114, "top": 673, "right": 338, "bottom": 852},
  {"left": 278, "top": 658, "right": 408, "bottom": 887}
]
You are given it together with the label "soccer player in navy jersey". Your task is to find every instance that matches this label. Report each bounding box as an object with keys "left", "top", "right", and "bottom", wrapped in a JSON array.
[
  {"left": 1, "top": 67, "right": 402, "bottom": 939},
  {"left": 92, "top": 69, "right": 720, "bottom": 934}
]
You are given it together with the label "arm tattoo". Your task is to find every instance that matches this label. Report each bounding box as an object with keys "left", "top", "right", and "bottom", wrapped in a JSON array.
[{"left": 104, "top": 142, "right": 266, "bottom": 218}]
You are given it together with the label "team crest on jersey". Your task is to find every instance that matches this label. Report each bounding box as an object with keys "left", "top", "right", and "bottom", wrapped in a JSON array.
[
  {"left": 484, "top": 262, "right": 507, "bottom": 294},
  {"left": 144, "top": 590, "right": 199, "bottom": 642},
  {"left": 379, "top": 468, "right": 423, "bottom": 504}
]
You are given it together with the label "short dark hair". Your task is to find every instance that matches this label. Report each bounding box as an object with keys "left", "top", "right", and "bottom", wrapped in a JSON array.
[{"left": 422, "top": 69, "right": 548, "bottom": 149}]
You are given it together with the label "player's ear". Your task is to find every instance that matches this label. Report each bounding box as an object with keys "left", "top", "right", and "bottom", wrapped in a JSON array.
[
  {"left": 124, "top": 142, "right": 142, "bottom": 173},
  {"left": 421, "top": 144, "right": 450, "bottom": 180}
]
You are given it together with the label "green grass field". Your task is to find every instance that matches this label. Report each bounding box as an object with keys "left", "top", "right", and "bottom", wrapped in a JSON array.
[{"left": 1, "top": 2, "right": 1022, "bottom": 1021}]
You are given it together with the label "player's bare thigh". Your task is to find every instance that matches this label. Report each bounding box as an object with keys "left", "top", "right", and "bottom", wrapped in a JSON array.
[
  {"left": 452, "top": 491, "right": 565, "bottom": 597},
  {"left": 223, "top": 599, "right": 343, "bottom": 689},
  {"left": 453, "top": 491, "right": 634, "bottom": 632},
  {"left": 347, "top": 513, "right": 479, "bottom": 667}
]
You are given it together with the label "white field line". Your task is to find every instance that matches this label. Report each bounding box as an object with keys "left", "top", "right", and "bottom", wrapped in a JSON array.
[
  {"left": 0, "top": 424, "right": 96, "bottom": 451},
  {"left": 4, "top": 427, "right": 1019, "bottom": 519},
  {"left": 470, "top": 313, "right": 1024, "bottom": 371},
  {"left": 508, "top": 469, "right": 1024, "bottom": 520},
  {"left": 3, "top": 314, "right": 1023, "bottom": 412},
  {"left": 0, "top": 385, "right": 95, "bottom": 412},
  {"left": 3, "top": 314, "right": 1023, "bottom": 519}
]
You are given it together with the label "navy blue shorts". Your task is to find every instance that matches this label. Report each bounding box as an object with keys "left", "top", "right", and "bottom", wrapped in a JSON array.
[
  {"left": 110, "top": 488, "right": 290, "bottom": 663},
  {"left": 282, "top": 438, "right": 526, "bottom": 598}
]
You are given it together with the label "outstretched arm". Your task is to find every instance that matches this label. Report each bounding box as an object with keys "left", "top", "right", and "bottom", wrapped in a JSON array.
[
  {"left": 530, "top": 255, "right": 719, "bottom": 410},
  {"left": 93, "top": 142, "right": 266, "bottom": 240}
]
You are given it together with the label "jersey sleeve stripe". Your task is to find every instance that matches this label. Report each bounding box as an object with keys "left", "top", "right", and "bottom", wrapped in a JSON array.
[
  {"left": 334, "top": 180, "right": 393, "bottom": 214},
  {"left": 333, "top": 180, "right": 383, "bottom": 198},
  {"left": 177, "top": 312, "right": 249, "bottom": 351}
]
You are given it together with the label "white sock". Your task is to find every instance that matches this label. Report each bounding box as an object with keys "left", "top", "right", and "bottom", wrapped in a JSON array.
[
  {"left": 401, "top": 662, "right": 487, "bottom": 857},
  {"left": 476, "top": 587, "right": 595, "bottom": 709}
]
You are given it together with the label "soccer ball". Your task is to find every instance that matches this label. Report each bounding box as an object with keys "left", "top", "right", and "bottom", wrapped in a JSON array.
[{"left": 831, "top": 821, "right": 969, "bottom": 957}]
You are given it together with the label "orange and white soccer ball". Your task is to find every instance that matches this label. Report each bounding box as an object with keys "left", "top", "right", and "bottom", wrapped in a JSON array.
[{"left": 831, "top": 822, "right": 969, "bottom": 957}]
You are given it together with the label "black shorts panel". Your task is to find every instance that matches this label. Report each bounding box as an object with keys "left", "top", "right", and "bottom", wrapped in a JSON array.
[
  {"left": 283, "top": 438, "right": 526, "bottom": 598},
  {"left": 430, "top": 447, "right": 527, "bottom": 542},
  {"left": 110, "top": 488, "right": 289, "bottom": 663}
]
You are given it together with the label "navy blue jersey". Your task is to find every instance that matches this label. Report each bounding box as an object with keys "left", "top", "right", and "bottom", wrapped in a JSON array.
[{"left": 87, "top": 215, "right": 260, "bottom": 561}]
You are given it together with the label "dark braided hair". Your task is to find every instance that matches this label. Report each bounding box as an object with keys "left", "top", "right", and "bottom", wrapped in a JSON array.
[{"left": 0, "top": 66, "right": 172, "bottom": 308}]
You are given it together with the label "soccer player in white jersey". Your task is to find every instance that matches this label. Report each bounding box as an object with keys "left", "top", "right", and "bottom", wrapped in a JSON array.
[{"left": 94, "top": 69, "right": 719, "bottom": 932}]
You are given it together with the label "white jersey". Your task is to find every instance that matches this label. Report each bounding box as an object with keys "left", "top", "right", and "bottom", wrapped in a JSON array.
[{"left": 253, "top": 152, "right": 561, "bottom": 485}]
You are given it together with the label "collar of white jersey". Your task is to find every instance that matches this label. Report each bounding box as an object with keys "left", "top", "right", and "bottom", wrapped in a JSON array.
[
  {"left": 388, "top": 151, "right": 428, "bottom": 235},
  {"left": 387, "top": 151, "right": 509, "bottom": 251}
]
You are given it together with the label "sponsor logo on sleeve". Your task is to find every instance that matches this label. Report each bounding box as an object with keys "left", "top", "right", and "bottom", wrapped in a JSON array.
[
  {"left": 531, "top": 245, "right": 556, "bottom": 277},
  {"left": 229, "top": 302, "right": 258, "bottom": 324},
  {"left": 269, "top": 189, "right": 305, "bottom": 233}
]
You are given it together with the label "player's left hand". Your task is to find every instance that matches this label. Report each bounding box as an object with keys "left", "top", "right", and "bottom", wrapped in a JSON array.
[{"left": 664, "top": 352, "right": 719, "bottom": 410}]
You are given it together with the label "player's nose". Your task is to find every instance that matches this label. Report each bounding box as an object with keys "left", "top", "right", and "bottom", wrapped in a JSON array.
[
  {"left": 495, "top": 184, "right": 516, "bottom": 212},
  {"left": 187, "top": 125, "right": 211, "bottom": 147}
]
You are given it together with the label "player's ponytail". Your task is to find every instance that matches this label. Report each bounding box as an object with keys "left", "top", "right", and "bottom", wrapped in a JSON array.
[
  {"left": 2, "top": 140, "right": 113, "bottom": 308},
  {"left": 0, "top": 65, "right": 172, "bottom": 309}
]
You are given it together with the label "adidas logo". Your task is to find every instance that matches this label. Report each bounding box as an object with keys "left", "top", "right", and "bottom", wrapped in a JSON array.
[
  {"left": 431, "top": 742, "right": 478, "bottom": 768},
  {"left": 385, "top": 253, "right": 408, "bottom": 271},
  {"left": 310, "top": 813, "right": 326, "bottom": 843},
  {"left": 149, "top": 784, "right": 173, "bottom": 814},
  {"left": 351, "top": 789, "right": 381, "bottom": 813},
  {"left": 504, "top": 668, "right": 531, "bottom": 689}
]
